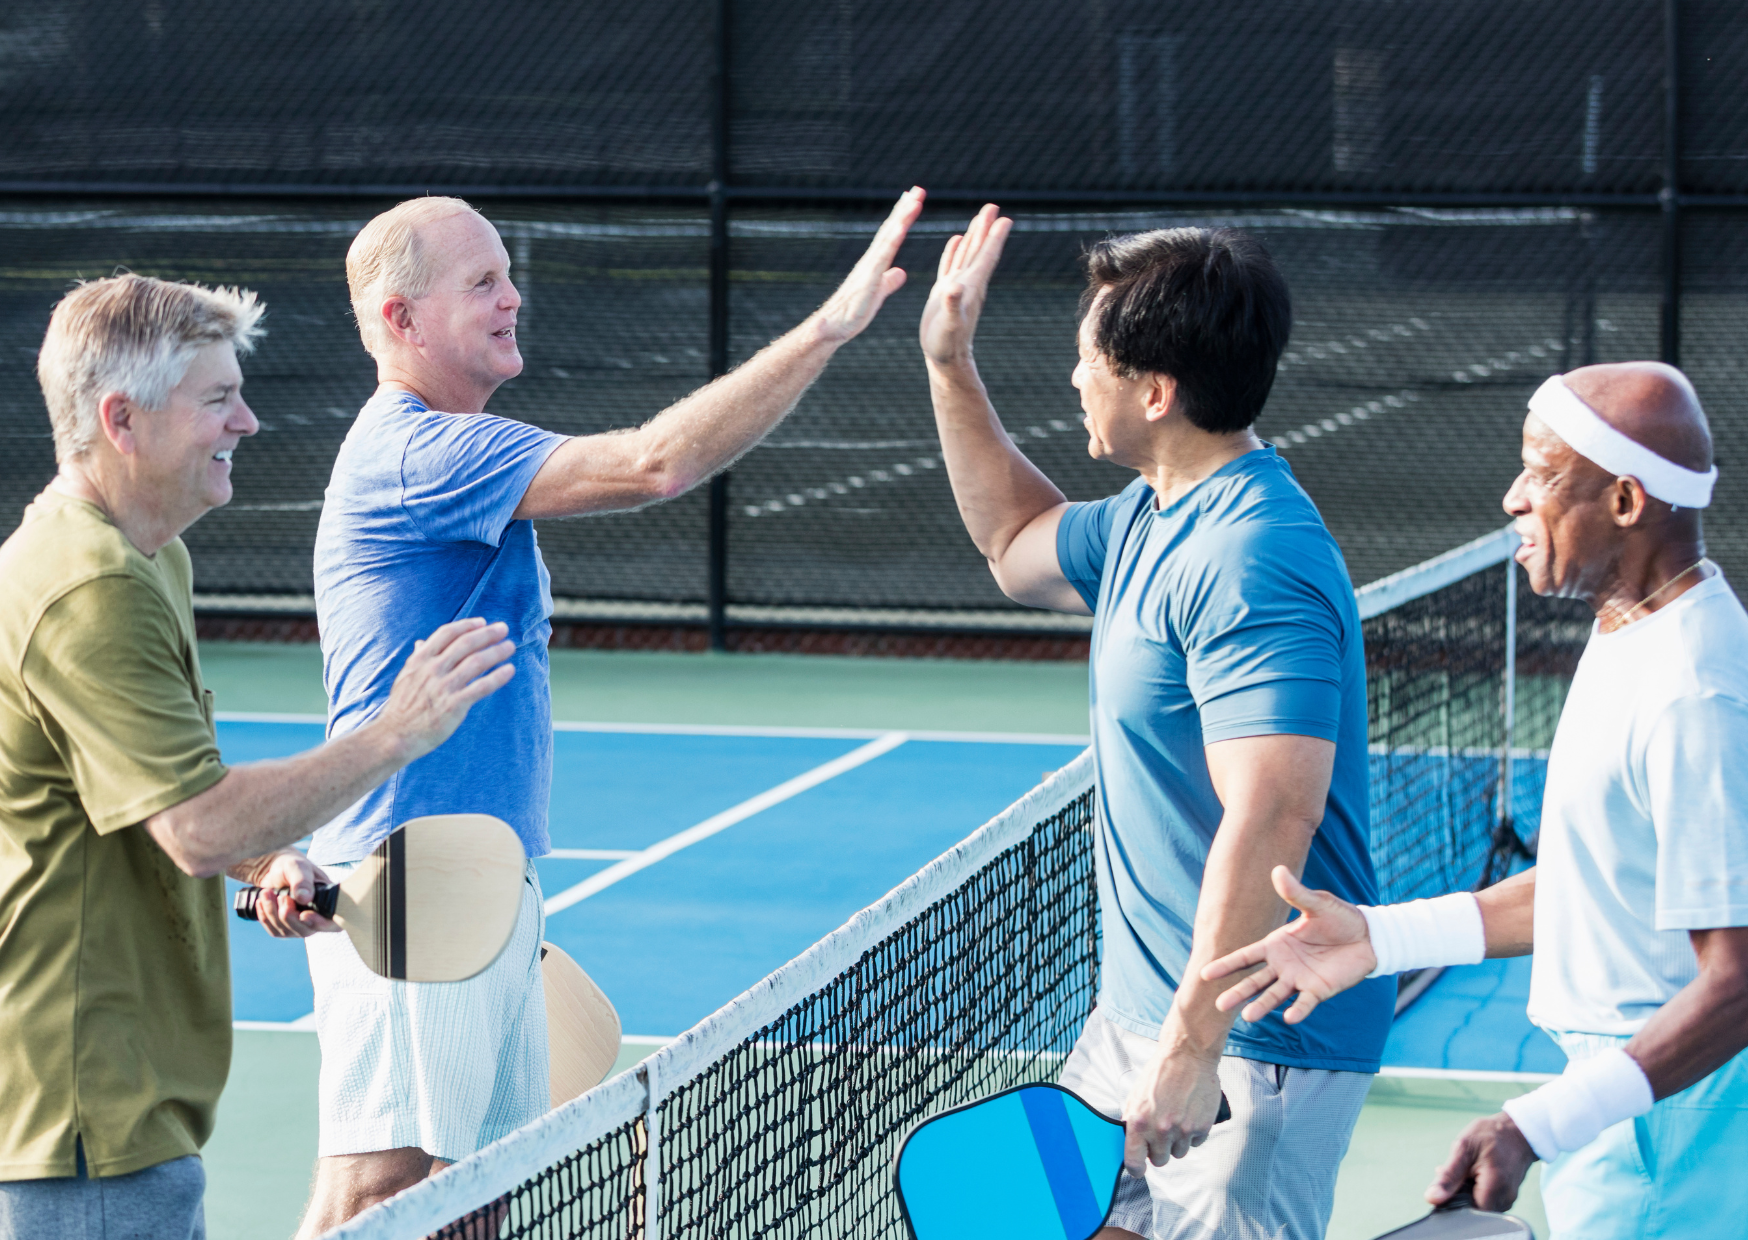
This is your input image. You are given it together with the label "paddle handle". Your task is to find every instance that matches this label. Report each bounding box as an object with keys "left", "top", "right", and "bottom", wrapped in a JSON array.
[
  {"left": 1215, "top": 1093, "right": 1231, "bottom": 1125},
  {"left": 233, "top": 882, "right": 339, "bottom": 922}
]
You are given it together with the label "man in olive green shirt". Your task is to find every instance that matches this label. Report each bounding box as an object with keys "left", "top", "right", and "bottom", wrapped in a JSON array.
[{"left": 0, "top": 274, "right": 516, "bottom": 1238}]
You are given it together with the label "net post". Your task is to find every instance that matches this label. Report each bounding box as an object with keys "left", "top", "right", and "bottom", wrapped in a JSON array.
[{"left": 641, "top": 1058, "right": 662, "bottom": 1240}]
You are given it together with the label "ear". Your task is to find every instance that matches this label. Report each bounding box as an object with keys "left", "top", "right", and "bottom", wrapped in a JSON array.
[
  {"left": 1610, "top": 476, "right": 1651, "bottom": 528},
  {"left": 1142, "top": 373, "right": 1177, "bottom": 424},
  {"left": 96, "top": 391, "right": 138, "bottom": 456},
  {"left": 380, "top": 295, "right": 421, "bottom": 348}
]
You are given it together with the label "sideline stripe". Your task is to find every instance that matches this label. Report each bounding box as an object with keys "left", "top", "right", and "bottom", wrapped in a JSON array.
[
  {"left": 214, "top": 712, "right": 1086, "bottom": 746},
  {"left": 542, "top": 732, "right": 911, "bottom": 916},
  {"left": 545, "top": 848, "right": 639, "bottom": 860}
]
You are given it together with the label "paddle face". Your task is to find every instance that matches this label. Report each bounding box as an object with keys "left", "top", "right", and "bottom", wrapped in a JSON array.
[
  {"left": 540, "top": 940, "right": 621, "bottom": 1108},
  {"left": 894, "top": 1084, "right": 1126, "bottom": 1240},
  {"left": 335, "top": 814, "right": 524, "bottom": 982},
  {"left": 1370, "top": 1192, "right": 1535, "bottom": 1239}
]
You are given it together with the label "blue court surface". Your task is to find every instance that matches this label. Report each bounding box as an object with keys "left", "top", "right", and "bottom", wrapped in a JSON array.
[
  {"left": 223, "top": 716, "right": 1561, "bottom": 1075},
  {"left": 221, "top": 717, "right": 1086, "bottom": 1037}
]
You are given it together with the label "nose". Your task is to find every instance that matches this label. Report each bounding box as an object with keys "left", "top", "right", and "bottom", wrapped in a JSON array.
[
  {"left": 503, "top": 277, "right": 522, "bottom": 311},
  {"left": 1071, "top": 359, "right": 1088, "bottom": 393},
  {"left": 232, "top": 397, "right": 260, "bottom": 438},
  {"left": 1501, "top": 469, "right": 1529, "bottom": 516}
]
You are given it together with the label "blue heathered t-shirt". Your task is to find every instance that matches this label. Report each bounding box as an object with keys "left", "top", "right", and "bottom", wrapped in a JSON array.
[
  {"left": 309, "top": 388, "right": 568, "bottom": 864},
  {"left": 1057, "top": 446, "right": 1392, "bottom": 1072}
]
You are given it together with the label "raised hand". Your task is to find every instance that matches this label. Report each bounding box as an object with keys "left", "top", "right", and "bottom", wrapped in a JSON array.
[
  {"left": 920, "top": 203, "right": 1013, "bottom": 368},
  {"left": 812, "top": 187, "right": 926, "bottom": 342},
  {"left": 1199, "top": 865, "right": 1377, "bottom": 1024},
  {"left": 377, "top": 617, "right": 516, "bottom": 763}
]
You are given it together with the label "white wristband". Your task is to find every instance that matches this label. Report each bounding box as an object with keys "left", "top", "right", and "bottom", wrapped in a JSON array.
[
  {"left": 1501, "top": 1048, "right": 1654, "bottom": 1161},
  {"left": 1358, "top": 892, "right": 1486, "bottom": 978}
]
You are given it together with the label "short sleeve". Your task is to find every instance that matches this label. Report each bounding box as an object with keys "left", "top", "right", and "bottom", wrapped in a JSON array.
[
  {"left": 1644, "top": 691, "right": 1748, "bottom": 930},
  {"left": 1184, "top": 539, "right": 1347, "bottom": 746},
  {"left": 23, "top": 576, "right": 227, "bottom": 834},
  {"left": 1056, "top": 485, "right": 1141, "bottom": 611},
  {"left": 399, "top": 412, "right": 567, "bottom": 547}
]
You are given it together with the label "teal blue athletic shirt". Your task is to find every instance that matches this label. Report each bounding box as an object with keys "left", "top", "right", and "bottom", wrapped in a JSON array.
[{"left": 1057, "top": 445, "right": 1392, "bottom": 1071}]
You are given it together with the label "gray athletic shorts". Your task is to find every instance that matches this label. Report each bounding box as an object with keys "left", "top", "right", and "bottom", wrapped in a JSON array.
[
  {"left": 0, "top": 1147, "right": 205, "bottom": 1240},
  {"left": 1058, "top": 1008, "right": 1371, "bottom": 1240}
]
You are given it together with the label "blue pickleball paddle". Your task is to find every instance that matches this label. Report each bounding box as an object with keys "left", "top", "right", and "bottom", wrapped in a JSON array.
[{"left": 893, "top": 1084, "right": 1231, "bottom": 1240}]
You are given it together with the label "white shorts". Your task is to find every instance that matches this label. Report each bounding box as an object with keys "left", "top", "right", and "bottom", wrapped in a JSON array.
[
  {"left": 305, "top": 860, "right": 549, "bottom": 1163},
  {"left": 1058, "top": 1008, "right": 1371, "bottom": 1240}
]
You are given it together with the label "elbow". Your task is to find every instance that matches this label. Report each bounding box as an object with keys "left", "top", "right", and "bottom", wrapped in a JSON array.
[
  {"left": 146, "top": 816, "right": 228, "bottom": 878},
  {"left": 632, "top": 450, "right": 699, "bottom": 503}
]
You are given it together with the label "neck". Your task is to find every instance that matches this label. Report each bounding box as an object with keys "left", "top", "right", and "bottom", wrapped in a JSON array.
[
  {"left": 1137, "top": 426, "right": 1265, "bottom": 508},
  {"left": 376, "top": 357, "right": 494, "bottom": 415},
  {"left": 1587, "top": 533, "right": 1710, "bottom": 633},
  {"left": 50, "top": 460, "right": 187, "bottom": 557}
]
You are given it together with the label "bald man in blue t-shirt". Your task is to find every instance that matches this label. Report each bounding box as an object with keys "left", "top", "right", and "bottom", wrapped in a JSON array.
[
  {"left": 297, "top": 189, "right": 925, "bottom": 1237},
  {"left": 918, "top": 208, "right": 1390, "bottom": 1240}
]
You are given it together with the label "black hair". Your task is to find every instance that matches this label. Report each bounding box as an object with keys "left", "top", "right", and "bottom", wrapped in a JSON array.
[{"left": 1079, "top": 227, "right": 1292, "bottom": 434}]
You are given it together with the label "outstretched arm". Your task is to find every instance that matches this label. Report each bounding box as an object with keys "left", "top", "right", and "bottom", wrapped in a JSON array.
[
  {"left": 514, "top": 189, "right": 926, "bottom": 520},
  {"left": 1200, "top": 865, "right": 1536, "bottom": 1025},
  {"left": 920, "top": 205, "right": 1084, "bottom": 613}
]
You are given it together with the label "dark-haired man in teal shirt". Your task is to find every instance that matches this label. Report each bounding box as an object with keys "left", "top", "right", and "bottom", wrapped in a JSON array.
[{"left": 918, "top": 207, "right": 1389, "bottom": 1240}]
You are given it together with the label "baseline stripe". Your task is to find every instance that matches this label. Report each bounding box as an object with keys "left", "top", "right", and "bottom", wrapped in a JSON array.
[{"left": 542, "top": 732, "right": 910, "bottom": 916}]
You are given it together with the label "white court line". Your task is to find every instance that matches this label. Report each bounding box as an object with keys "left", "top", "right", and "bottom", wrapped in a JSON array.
[
  {"left": 542, "top": 732, "right": 910, "bottom": 917},
  {"left": 1377, "top": 1066, "right": 1558, "bottom": 1084},
  {"left": 545, "top": 848, "right": 639, "bottom": 860},
  {"left": 213, "top": 713, "right": 1088, "bottom": 746},
  {"left": 233, "top": 1014, "right": 317, "bottom": 1032}
]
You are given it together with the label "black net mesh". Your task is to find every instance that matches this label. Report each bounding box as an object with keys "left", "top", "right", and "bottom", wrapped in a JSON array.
[
  {"left": 428, "top": 1118, "right": 646, "bottom": 1240},
  {"left": 1365, "top": 561, "right": 1591, "bottom": 904}
]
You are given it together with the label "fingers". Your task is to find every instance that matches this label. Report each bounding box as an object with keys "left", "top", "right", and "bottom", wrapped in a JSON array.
[
  {"left": 937, "top": 234, "right": 962, "bottom": 280},
  {"left": 1122, "top": 1123, "right": 1150, "bottom": 1179},
  {"left": 1425, "top": 1132, "right": 1479, "bottom": 1205},
  {"left": 425, "top": 621, "right": 511, "bottom": 676},
  {"left": 861, "top": 186, "right": 924, "bottom": 271},
  {"left": 967, "top": 213, "right": 1013, "bottom": 277},
  {"left": 1246, "top": 975, "right": 1315, "bottom": 1024},
  {"left": 455, "top": 662, "right": 517, "bottom": 708},
  {"left": 1201, "top": 941, "right": 1268, "bottom": 983},
  {"left": 1211, "top": 964, "right": 1275, "bottom": 1011},
  {"left": 1280, "top": 990, "right": 1326, "bottom": 1025}
]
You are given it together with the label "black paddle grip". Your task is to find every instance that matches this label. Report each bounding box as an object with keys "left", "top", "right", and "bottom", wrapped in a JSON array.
[
  {"left": 233, "top": 882, "right": 339, "bottom": 922},
  {"left": 1215, "top": 1093, "right": 1232, "bottom": 1125}
]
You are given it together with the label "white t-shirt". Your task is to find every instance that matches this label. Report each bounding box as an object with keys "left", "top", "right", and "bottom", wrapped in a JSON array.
[{"left": 1528, "top": 572, "right": 1748, "bottom": 1036}]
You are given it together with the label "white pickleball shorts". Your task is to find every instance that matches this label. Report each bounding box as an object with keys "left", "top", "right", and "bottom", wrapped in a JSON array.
[
  {"left": 1058, "top": 1008, "right": 1371, "bottom": 1240},
  {"left": 305, "top": 859, "right": 550, "bottom": 1163}
]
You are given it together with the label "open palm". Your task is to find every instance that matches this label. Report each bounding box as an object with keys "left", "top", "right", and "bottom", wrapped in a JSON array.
[
  {"left": 920, "top": 203, "right": 1012, "bottom": 367},
  {"left": 1201, "top": 865, "right": 1379, "bottom": 1024}
]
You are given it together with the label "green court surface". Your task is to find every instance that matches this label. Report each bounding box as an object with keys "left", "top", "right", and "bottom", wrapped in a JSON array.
[{"left": 202, "top": 641, "right": 1545, "bottom": 1239}]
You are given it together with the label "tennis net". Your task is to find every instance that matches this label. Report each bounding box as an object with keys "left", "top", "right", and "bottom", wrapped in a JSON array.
[{"left": 325, "top": 527, "right": 1589, "bottom": 1240}]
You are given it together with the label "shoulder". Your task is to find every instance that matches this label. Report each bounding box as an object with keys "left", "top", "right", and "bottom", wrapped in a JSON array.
[
  {"left": 0, "top": 497, "right": 164, "bottom": 644},
  {"left": 1197, "top": 459, "right": 1349, "bottom": 586}
]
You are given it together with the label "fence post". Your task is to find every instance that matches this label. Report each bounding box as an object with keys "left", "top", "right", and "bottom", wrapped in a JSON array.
[
  {"left": 705, "top": 0, "right": 732, "bottom": 651},
  {"left": 1659, "top": 0, "right": 1681, "bottom": 366}
]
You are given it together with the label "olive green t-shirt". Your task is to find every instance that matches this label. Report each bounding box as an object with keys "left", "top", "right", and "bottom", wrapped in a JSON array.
[{"left": 0, "top": 488, "right": 231, "bottom": 1180}]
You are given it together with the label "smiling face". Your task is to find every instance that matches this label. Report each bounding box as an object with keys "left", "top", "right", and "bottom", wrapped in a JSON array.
[
  {"left": 135, "top": 340, "right": 258, "bottom": 522},
  {"left": 1502, "top": 413, "right": 1619, "bottom": 598},
  {"left": 399, "top": 211, "right": 522, "bottom": 404},
  {"left": 1070, "top": 311, "right": 1155, "bottom": 466}
]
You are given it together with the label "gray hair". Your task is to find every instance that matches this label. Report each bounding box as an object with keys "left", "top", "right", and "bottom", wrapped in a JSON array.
[
  {"left": 346, "top": 196, "right": 480, "bottom": 356},
  {"left": 37, "top": 274, "right": 265, "bottom": 463}
]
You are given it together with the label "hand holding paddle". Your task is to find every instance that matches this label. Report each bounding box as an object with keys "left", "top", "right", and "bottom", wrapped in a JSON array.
[
  {"left": 234, "top": 850, "right": 336, "bottom": 938},
  {"left": 1426, "top": 1112, "right": 1537, "bottom": 1215},
  {"left": 1198, "top": 864, "right": 1377, "bottom": 1024}
]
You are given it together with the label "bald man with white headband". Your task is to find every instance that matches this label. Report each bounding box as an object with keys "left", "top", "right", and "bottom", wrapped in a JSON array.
[{"left": 1201, "top": 361, "right": 1748, "bottom": 1238}]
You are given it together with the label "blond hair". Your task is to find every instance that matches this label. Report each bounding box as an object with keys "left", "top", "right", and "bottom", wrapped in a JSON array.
[
  {"left": 346, "top": 196, "right": 480, "bottom": 356},
  {"left": 36, "top": 274, "right": 264, "bottom": 463}
]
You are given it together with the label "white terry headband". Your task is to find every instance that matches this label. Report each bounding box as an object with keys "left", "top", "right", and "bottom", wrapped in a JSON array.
[{"left": 1528, "top": 375, "right": 1716, "bottom": 508}]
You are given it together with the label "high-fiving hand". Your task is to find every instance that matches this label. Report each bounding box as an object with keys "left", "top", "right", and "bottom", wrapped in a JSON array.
[
  {"left": 1198, "top": 864, "right": 1379, "bottom": 1024},
  {"left": 812, "top": 187, "right": 927, "bottom": 343},
  {"left": 377, "top": 617, "right": 517, "bottom": 764},
  {"left": 920, "top": 203, "right": 1014, "bottom": 368}
]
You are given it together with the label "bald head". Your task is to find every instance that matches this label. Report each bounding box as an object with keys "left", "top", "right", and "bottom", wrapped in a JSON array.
[{"left": 1561, "top": 361, "right": 1712, "bottom": 474}]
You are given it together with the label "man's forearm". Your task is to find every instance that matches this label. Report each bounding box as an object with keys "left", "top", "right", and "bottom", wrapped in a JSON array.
[
  {"left": 1476, "top": 867, "right": 1536, "bottom": 957},
  {"left": 1624, "top": 926, "right": 1748, "bottom": 1098},
  {"left": 636, "top": 317, "right": 842, "bottom": 497},
  {"left": 148, "top": 720, "right": 412, "bottom": 877},
  {"left": 1163, "top": 810, "right": 1318, "bottom": 1057},
  {"left": 926, "top": 359, "right": 1066, "bottom": 561}
]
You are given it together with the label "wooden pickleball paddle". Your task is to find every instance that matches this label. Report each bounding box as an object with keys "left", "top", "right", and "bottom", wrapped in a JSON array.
[
  {"left": 233, "top": 813, "right": 525, "bottom": 983},
  {"left": 894, "top": 1083, "right": 1231, "bottom": 1240},
  {"left": 540, "top": 941, "right": 622, "bottom": 1107}
]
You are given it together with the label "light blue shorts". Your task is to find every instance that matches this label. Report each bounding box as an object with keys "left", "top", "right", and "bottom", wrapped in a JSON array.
[
  {"left": 1541, "top": 1031, "right": 1748, "bottom": 1240},
  {"left": 305, "top": 859, "right": 549, "bottom": 1164}
]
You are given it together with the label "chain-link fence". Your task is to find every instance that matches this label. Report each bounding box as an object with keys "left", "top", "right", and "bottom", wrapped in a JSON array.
[{"left": 0, "top": 2, "right": 1740, "bottom": 639}]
